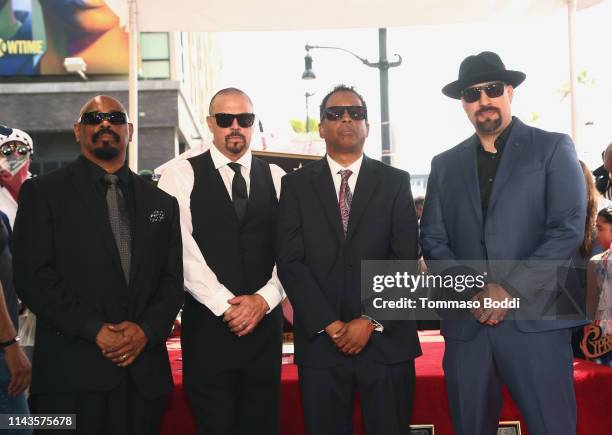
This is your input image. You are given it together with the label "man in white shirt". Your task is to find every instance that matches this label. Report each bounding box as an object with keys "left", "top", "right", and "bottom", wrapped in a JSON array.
[{"left": 158, "top": 88, "right": 285, "bottom": 435}]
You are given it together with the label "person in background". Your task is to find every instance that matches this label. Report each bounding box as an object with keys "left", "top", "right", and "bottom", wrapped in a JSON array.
[
  {"left": 0, "top": 126, "right": 33, "bottom": 228},
  {"left": 0, "top": 209, "right": 32, "bottom": 435},
  {"left": 414, "top": 196, "right": 425, "bottom": 221},
  {"left": 568, "top": 161, "right": 603, "bottom": 357},
  {"left": 585, "top": 206, "right": 612, "bottom": 366},
  {"left": 594, "top": 142, "right": 612, "bottom": 200}
]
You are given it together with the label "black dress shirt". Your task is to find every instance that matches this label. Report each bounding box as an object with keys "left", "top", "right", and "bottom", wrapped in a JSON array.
[
  {"left": 477, "top": 117, "right": 515, "bottom": 221},
  {"left": 80, "top": 155, "right": 135, "bottom": 232}
]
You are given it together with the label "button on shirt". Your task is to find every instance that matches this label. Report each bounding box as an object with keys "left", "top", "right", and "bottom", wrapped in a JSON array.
[
  {"left": 477, "top": 117, "right": 515, "bottom": 221},
  {"left": 157, "top": 146, "right": 286, "bottom": 317}
]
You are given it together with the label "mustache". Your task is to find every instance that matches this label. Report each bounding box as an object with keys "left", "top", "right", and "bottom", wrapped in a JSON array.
[
  {"left": 476, "top": 106, "right": 500, "bottom": 116},
  {"left": 92, "top": 127, "right": 120, "bottom": 143},
  {"left": 225, "top": 130, "right": 246, "bottom": 142}
]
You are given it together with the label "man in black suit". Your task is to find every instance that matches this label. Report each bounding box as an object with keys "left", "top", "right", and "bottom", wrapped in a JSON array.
[
  {"left": 277, "top": 85, "right": 421, "bottom": 435},
  {"left": 12, "top": 95, "right": 184, "bottom": 435},
  {"left": 158, "top": 88, "right": 285, "bottom": 435}
]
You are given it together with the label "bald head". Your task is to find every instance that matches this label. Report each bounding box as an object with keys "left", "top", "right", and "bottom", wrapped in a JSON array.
[
  {"left": 78, "top": 95, "right": 128, "bottom": 120},
  {"left": 74, "top": 95, "right": 133, "bottom": 169},
  {"left": 208, "top": 88, "right": 253, "bottom": 115}
]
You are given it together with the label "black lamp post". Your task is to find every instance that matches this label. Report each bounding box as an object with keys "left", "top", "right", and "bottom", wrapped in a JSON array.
[{"left": 302, "top": 28, "right": 401, "bottom": 165}]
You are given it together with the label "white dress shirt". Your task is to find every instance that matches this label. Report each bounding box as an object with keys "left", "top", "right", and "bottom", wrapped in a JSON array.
[
  {"left": 158, "top": 145, "right": 286, "bottom": 317},
  {"left": 326, "top": 154, "right": 363, "bottom": 199}
]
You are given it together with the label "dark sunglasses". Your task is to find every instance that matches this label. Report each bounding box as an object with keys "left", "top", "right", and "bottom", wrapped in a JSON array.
[
  {"left": 322, "top": 106, "right": 367, "bottom": 122},
  {"left": 461, "top": 82, "right": 506, "bottom": 103},
  {"left": 212, "top": 113, "right": 255, "bottom": 128},
  {"left": 0, "top": 142, "right": 31, "bottom": 156},
  {"left": 79, "top": 111, "right": 128, "bottom": 125}
]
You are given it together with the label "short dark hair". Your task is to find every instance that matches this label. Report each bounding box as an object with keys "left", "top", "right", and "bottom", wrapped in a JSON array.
[
  {"left": 208, "top": 87, "right": 253, "bottom": 115},
  {"left": 319, "top": 84, "right": 367, "bottom": 121},
  {"left": 414, "top": 196, "right": 425, "bottom": 207}
]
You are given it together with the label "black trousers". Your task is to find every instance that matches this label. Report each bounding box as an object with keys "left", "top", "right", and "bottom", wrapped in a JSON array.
[
  {"left": 298, "top": 358, "right": 416, "bottom": 435},
  {"left": 29, "top": 379, "right": 167, "bottom": 435},
  {"left": 185, "top": 348, "right": 281, "bottom": 435}
]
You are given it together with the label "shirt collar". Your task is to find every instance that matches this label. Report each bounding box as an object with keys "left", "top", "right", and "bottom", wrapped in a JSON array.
[
  {"left": 80, "top": 154, "right": 130, "bottom": 186},
  {"left": 209, "top": 144, "right": 252, "bottom": 171},
  {"left": 326, "top": 153, "right": 364, "bottom": 178}
]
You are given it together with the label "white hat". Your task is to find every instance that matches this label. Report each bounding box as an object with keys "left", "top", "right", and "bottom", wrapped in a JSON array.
[{"left": 0, "top": 128, "right": 34, "bottom": 154}]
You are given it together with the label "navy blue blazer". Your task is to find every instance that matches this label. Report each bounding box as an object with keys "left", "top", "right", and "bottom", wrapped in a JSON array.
[{"left": 420, "top": 118, "right": 587, "bottom": 340}]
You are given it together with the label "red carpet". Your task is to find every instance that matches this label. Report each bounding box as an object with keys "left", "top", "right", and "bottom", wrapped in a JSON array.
[{"left": 159, "top": 331, "right": 612, "bottom": 435}]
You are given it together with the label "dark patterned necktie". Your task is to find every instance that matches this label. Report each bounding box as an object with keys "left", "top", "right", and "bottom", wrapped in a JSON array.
[
  {"left": 338, "top": 169, "right": 353, "bottom": 236},
  {"left": 104, "top": 174, "right": 132, "bottom": 284},
  {"left": 228, "top": 162, "right": 248, "bottom": 222}
]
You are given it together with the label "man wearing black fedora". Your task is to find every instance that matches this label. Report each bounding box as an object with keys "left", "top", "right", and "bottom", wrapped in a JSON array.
[{"left": 421, "top": 51, "right": 586, "bottom": 435}]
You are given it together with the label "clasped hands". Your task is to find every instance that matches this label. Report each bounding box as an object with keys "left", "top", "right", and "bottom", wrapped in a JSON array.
[
  {"left": 325, "top": 318, "right": 375, "bottom": 356},
  {"left": 95, "top": 321, "right": 148, "bottom": 367},
  {"left": 223, "top": 294, "right": 269, "bottom": 337},
  {"left": 471, "top": 283, "right": 512, "bottom": 326}
]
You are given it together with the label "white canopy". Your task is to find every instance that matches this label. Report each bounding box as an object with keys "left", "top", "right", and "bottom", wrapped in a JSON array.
[
  {"left": 102, "top": 0, "right": 604, "bottom": 170},
  {"left": 107, "top": 0, "right": 600, "bottom": 32}
]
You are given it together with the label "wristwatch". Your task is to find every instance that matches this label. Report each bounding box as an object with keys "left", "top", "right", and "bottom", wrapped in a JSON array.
[
  {"left": 360, "top": 315, "right": 384, "bottom": 333},
  {"left": 0, "top": 336, "right": 20, "bottom": 349}
]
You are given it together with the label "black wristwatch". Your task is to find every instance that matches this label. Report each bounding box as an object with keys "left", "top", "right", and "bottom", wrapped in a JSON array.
[{"left": 0, "top": 336, "right": 20, "bottom": 349}]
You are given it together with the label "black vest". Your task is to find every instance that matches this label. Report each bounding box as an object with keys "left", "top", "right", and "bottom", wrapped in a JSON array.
[
  {"left": 189, "top": 151, "right": 277, "bottom": 293},
  {"left": 181, "top": 151, "right": 282, "bottom": 371}
]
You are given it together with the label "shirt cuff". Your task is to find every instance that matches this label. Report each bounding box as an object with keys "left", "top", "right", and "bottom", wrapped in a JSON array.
[
  {"left": 188, "top": 286, "right": 234, "bottom": 317},
  {"left": 256, "top": 284, "right": 283, "bottom": 314}
]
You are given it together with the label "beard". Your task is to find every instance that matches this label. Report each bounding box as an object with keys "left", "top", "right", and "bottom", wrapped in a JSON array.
[
  {"left": 91, "top": 128, "right": 122, "bottom": 160},
  {"left": 474, "top": 107, "right": 502, "bottom": 134},
  {"left": 92, "top": 146, "right": 120, "bottom": 160},
  {"left": 224, "top": 131, "right": 247, "bottom": 155}
]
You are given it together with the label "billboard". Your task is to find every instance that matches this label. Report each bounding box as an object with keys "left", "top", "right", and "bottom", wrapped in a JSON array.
[{"left": 0, "top": 0, "right": 128, "bottom": 76}]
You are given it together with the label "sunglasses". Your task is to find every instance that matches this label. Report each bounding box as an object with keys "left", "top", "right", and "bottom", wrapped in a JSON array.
[
  {"left": 212, "top": 113, "right": 255, "bottom": 128},
  {"left": 79, "top": 111, "right": 128, "bottom": 125},
  {"left": 0, "top": 142, "right": 31, "bottom": 156},
  {"left": 461, "top": 82, "right": 506, "bottom": 103},
  {"left": 322, "top": 106, "right": 367, "bottom": 122}
]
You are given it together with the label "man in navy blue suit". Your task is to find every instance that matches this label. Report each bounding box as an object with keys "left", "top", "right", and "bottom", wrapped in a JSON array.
[{"left": 420, "top": 52, "right": 586, "bottom": 435}]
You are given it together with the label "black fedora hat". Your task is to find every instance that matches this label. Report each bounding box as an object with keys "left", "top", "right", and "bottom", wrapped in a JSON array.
[{"left": 442, "top": 51, "right": 526, "bottom": 99}]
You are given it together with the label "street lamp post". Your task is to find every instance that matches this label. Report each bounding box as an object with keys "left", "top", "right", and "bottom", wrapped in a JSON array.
[
  {"left": 302, "top": 28, "right": 401, "bottom": 165},
  {"left": 305, "top": 92, "right": 315, "bottom": 133}
]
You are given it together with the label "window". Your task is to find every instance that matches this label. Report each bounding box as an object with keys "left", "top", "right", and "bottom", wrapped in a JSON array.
[{"left": 140, "top": 33, "right": 170, "bottom": 79}]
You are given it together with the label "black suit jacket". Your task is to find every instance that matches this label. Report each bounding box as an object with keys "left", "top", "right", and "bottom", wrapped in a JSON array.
[
  {"left": 277, "top": 155, "right": 421, "bottom": 368},
  {"left": 13, "top": 156, "right": 184, "bottom": 398}
]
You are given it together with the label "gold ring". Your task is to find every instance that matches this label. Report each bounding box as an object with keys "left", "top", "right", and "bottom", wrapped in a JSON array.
[{"left": 122, "top": 354, "right": 128, "bottom": 361}]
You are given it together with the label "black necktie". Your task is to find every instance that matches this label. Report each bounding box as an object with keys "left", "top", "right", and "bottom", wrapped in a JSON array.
[
  {"left": 104, "top": 174, "right": 132, "bottom": 284},
  {"left": 228, "top": 162, "right": 247, "bottom": 222}
]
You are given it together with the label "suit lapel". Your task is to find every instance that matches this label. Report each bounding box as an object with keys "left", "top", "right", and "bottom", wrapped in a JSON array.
[
  {"left": 346, "top": 156, "right": 381, "bottom": 241},
  {"left": 68, "top": 159, "right": 126, "bottom": 286},
  {"left": 128, "top": 173, "right": 148, "bottom": 288},
  {"left": 312, "top": 158, "right": 344, "bottom": 242},
  {"left": 459, "top": 136, "right": 483, "bottom": 226},
  {"left": 487, "top": 119, "right": 528, "bottom": 213}
]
